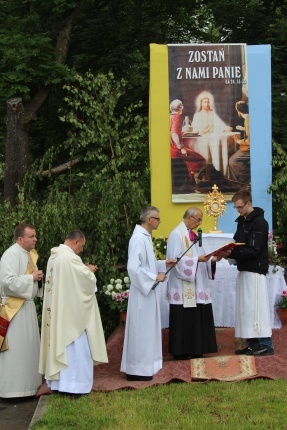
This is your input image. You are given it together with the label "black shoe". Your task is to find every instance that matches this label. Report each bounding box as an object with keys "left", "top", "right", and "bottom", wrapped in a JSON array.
[
  {"left": 235, "top": 346, "right": 255, "bottom": 355},
  {"left": 251, "top": 345, "right": 274, "bottom": 356},
  {"left": 126, "top": 374, "right": 153, "bottom": 381}
]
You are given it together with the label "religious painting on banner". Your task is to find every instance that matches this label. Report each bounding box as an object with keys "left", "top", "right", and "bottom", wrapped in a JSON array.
[{"left": 168, "top": 44, "right": 251, "bottom": 203}]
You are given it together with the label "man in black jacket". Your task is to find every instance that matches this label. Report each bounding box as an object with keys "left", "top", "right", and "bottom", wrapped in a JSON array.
[{"left": 219, "top": 189, "right": 274, "bottom": 356}]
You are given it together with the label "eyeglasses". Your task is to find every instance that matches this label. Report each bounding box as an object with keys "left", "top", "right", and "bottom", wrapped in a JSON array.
[
  {"left": 233, "top": 202, "right": 248, "bottom": 210},
  {"left": 150, "top": 217, "right": 160, "bottom": 221},
  {"left": 191, "top": 215, "right": 202, "bottom": 222}
]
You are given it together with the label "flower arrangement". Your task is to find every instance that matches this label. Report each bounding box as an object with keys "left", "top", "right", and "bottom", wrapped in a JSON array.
[
  {"left": 152, "top": 236, "right": 168, "bottom": 259},
  {"left": 268, "top": 231, "right": 286, "bottom": 272},
  {"left": 276, "top": 290, "right": 287, "bottom": 309},
  {"left": 101, "top": 275, "right": 130, "bottom": 312}
]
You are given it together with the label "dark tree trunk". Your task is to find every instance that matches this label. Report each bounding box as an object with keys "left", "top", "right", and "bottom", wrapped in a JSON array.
[
  {"left": 3, "top": 3, "right": 85, "bottom": 204},
  {"left": 4, "top": 98, "right": 29, "bottom": 204}
]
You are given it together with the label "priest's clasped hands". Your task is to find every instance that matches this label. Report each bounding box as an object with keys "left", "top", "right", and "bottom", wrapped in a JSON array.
[
  {"left": 85, "top": 263, "right": 98, "bottom": 273},
  {"left": 32, "top": 270, "right": 44, "bottom": 281}
]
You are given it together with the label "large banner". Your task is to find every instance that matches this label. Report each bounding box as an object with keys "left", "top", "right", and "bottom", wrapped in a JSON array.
[{"left": 169, "top": 44, "right": 250, "bottom": 202}]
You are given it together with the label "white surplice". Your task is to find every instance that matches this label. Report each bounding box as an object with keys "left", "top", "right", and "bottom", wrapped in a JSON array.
[
  {"left": 235, "top": 271, "right": 272, "bottom": 339},
  {"left": 167, "top": 222, "right": 213, "bottom": 305},
  {"left": 0, "top": 243, "right": 42, "bottom": 398},
  {"left": 47, "top": 331, "right": 94, "bottom": 394},
  {"left": 120, "top": 225, "right": 166, "bottom": 377}
]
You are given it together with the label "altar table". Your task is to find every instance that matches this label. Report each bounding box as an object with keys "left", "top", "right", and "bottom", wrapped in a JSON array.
[{"left": 209, "top": 265, "right": 285, "bottom": 329}]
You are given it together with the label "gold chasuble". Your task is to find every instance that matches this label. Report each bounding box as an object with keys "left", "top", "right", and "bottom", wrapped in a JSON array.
[
  {"left": 39, "top": 246, "right": 108, "bottom": 381},
  {"left": 0, "top": 249, "right": 38, "bottom": 352}
]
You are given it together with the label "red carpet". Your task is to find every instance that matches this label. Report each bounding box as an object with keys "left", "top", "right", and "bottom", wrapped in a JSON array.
[
  {"left": 92, "top": 327, "right": 287, "bottom": 391},
  {"left": 36, "top": 327, "right": 287, "bottom": 396}
]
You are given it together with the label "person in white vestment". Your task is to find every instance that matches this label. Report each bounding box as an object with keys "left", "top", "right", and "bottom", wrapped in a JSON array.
[
  {"left": 218, "top": 189, "right": 274, "bottom": 356},
  {"left": 0, "top": 223, "right": 44, "bottom": 398},
  {"left": 39, "top": 230, "right": 108, "bottom": 396},
  {"left": 192, "top": 93, "right": 232, "bottom": 135},
  {"left": 120, "top": 206, "right": 176, "bottom": 381},
  {"left": 167, "top": 208, "right": 218, "bottom": 360}
]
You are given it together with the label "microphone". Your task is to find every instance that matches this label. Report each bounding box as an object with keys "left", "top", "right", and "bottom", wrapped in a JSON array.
[{"left": 197, "top": 228, "right": 202, "bottom": 247}]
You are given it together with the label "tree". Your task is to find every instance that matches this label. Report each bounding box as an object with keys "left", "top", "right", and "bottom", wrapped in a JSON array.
[
  {"left": 269, "top": 140, "right": 287, "bottom": 250},
  {"left": 17, "top": 72, "right": 149, "bottom": 276},
  {"left": 0, "top": 0, "right": 85, "bottom": 202}
]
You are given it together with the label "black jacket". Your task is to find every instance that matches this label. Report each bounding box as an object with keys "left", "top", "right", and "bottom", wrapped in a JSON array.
[{"left": 229, "top": 207, "right": 269, "bottom": 275}]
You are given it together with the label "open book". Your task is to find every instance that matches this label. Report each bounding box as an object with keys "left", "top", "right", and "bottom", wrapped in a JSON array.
[{"left": 205, "top": 242, "right": 245, "bottom": 259}]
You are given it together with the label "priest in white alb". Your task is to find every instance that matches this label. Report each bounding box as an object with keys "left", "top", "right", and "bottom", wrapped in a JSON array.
[
  {"left": 39, "top": 230, "right": 108, "bottom": 396},
  {"left": 120, "top": 206, "right": 176, "bottom": 381},
  {"left": 0, "top": 223, "right": 44, "bottom": 398}
]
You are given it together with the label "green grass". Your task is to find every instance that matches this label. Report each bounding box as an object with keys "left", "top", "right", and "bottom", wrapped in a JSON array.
[{"left": 32, "top": 379, "right": 287, "bottom": 430}]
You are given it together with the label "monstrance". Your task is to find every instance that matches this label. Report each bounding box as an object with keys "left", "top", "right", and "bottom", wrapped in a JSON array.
[{"left": 204, "top": 184, "right": 227, "bottom": 233}]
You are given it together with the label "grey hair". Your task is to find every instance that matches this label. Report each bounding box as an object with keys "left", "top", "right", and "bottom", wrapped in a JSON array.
[
  {"left": 170, "top": 99, "right": 183, "bottom": 113},
  {"left": 139, "top": 206, "right": 160, "bottom": 223},
  {"left": 183, "top": 207, "right": 202, "bottom": 219},
  {"left": 65, "top": 230, "right": 85, "bottom": 241}
]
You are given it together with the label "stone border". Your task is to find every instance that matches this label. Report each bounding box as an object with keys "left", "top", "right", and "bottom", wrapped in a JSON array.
[{"left": 28, "top": 395, "right": 49, "bottom": 429}]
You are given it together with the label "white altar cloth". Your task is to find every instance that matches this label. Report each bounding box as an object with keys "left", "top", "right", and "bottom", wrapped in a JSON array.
[
  {"left": 158, "top": 234, "right": 286, "bottom": 329},
  {"left": 210, "top": 265, "right": 285, "bottom": 329},
  {"left": 159, "top": 265, "right": 285, "bottom": 329}
]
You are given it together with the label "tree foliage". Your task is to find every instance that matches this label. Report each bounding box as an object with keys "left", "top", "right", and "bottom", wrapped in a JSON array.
[
  {"left": 269, "top": 140, "right": 287, "bottom": 249},
  {"left": 0, "top": 71, "right": 149, "bottom": 335},
  {"left": 7, "top": 72, "right": 149, "bottom": 276},
  {"left": 1, "top": 0, "right": 287, "bottom": 332}
]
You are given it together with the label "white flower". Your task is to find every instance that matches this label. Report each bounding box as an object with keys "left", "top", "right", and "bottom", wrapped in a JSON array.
[
  {"left": 110, "top": 278, "right": 115, "bottom": 284},
  {"left": 105, "top": 290, "right": 112, "bottom": 296},
  {"left": 115, "top": 279, "right": 122, "bottom": 284},
  {"left": 111, "top": 291, "right": 117, "bottom": 298},
  {"left": 115, "top": 284, "right": 122, "bottom": 291},
  {"left": 107, "top": 284, "right": 113, "bottom": 291},
  {"left": 123, "top": 277, "right": 130, "bottom": 284}
]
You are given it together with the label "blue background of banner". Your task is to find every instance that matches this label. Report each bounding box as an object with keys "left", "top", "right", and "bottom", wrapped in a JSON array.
[{"left": 218, "top": 45, "right": 272, "bottom": 234}]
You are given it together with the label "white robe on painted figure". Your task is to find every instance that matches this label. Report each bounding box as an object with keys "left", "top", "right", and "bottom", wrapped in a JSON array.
[
  {"left": 120, "top": 225, "right": 166, "bottom": 377},
  {"left": 0, "top": 244, "right": 42, "bottom": 398},
  {"left": 192, "top": 110, "right": 227, "bottom": 135},
  {"left": 39, "top": 245, "right": 108, "bottom": 394}
]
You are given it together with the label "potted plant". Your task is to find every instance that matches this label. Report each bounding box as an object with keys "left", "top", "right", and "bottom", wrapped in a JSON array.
[
  {"left": 101, "top": 275, "right": 130, "bottom": 325},
  {"left": 152, "top": 236, "right": 168, "bottom": 259},
  {"left": 276, "top": 290, "right": 287, "bottom": 329}
]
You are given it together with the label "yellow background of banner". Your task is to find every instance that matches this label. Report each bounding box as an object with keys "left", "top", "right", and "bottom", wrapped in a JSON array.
[{"left": 149, "top": 43, "right": 215, "bottom": 237}]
